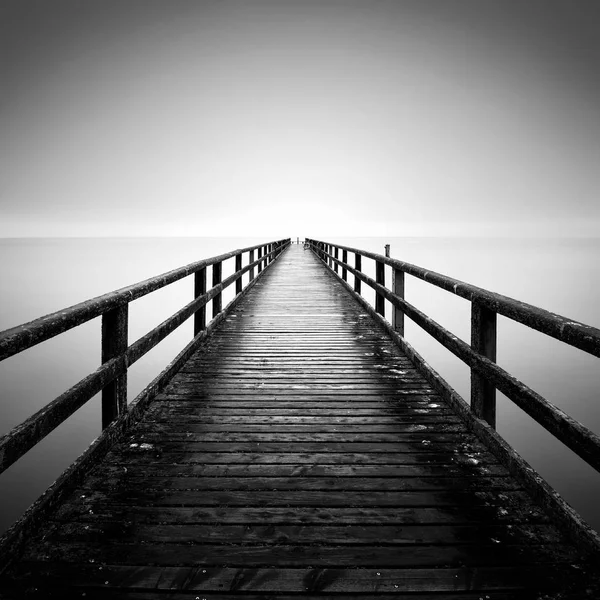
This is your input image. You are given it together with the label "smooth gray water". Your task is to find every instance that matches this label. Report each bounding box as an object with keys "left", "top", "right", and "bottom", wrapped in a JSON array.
[{"left": 1, "top": 236, "right": 599, "bottom": 535}]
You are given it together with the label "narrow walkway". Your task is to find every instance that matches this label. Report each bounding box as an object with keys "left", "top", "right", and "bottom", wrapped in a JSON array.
[{"left": 2, "top": 245, "right": 597, "bottom": 597}]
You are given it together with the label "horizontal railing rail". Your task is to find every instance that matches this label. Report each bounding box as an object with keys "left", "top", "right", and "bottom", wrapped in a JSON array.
[
  {"left": 306, "top": 238, "right": 600, "bottom": 474},
  {"left": 0, "top": 239, "right": 290, "bottom": 476}
]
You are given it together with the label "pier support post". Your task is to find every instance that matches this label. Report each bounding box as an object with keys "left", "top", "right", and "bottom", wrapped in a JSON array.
[
  {"left": 235, "top": 253, "right": 242, "bottom": 295},
  {"left": 101, "top": 304, "right": 128, "bottom": 429},
  {"left": 249, "top": 249, "right": 255, "bottom": 281},
  {"left": 392, "top": 268, "right": 405, "bottom": 336},
  {"left": 342, "top": 249, "right": 348, "bottom": 281},
  {"left": 194, "top": 267, "right": 207, "bottom": 335},
  {"left": 334, "top": 247, "right": 339, "bottom": 273},
  {"left": 213, "top": 261, "right": 222, "bottom": 318},
  {"left": 354, "top": 253, "right": 362, "bottom": 294},
  {"left": 471, "top": 302, "right": 497, "bottom": 427},
  {"left": 375, "top": 260, "right": 385, "bottom": 316},
  {"left": 258, "top": 247, "right": 263, "bottom": 273}
]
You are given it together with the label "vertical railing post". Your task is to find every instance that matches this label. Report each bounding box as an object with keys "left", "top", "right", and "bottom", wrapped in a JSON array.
[
  {"left": 328, "top": 244, "right": 333, "bottom": 268},
  {"left": 375, "top": 259, "right": 385, "bottom": 316},
  {"left": 354, "top": 253, "right": 362, "bottom": 294},
  {"left": 235, "top": 253, "right": 242, "bottom": 295},
  {"left": 471, "top": 302, "right": 497, "bottom": 427},
  {"left": 268, "top": 244, "right": 273, "bottom": 264},
  {"left": 258, "top": 246, "right": 263, "bottom": 273},
  {"left": 249, "top": 249, "right": 255, "bottom": 281},
  {"left": 213, "top": 261, "right": 222, "bottom": 318},
  {"left": 334, "top": 247, "right": 339, "bottom": 274},
  {"left": 342, "top": 249, "right": 347, "bottom": 281},
  {"left": 101, "top": 304, "right": 128, "bottom": 429},
  {"left": 392, "top": 268, "right": 405, "bottom": 336},
  {"left": 194, "top": 267, "right": 207, "bottom": 335}
]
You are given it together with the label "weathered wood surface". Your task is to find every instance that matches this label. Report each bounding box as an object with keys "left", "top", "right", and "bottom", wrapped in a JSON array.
[{"left": 1, "top": 245, "right": 598, "bottom": 598}]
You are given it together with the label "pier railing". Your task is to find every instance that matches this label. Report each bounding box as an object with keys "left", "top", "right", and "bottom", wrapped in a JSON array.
[
  {"left": 0, "top": 239, "right": 290, "bottom": 478},
  {"left": 306, "top": 239, "right": 600, "bottom": 475}
]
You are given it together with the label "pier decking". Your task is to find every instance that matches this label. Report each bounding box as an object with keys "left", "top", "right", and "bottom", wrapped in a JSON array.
[{"left": 1, "top": 244, "right": 599, "bottom": 598}]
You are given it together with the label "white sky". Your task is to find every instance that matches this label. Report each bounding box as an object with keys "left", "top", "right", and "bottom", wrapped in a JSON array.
[{"left": 1, "top": 0, "right": 599, "bottom": 237}]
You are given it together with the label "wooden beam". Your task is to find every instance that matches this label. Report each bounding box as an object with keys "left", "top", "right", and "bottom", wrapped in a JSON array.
[
  {"left": 471, "top": 302, "right": 497, "bottom": 428},
  {"left": 212, "top": 261, "right": 222, "bottom": 318},
  {"left": 375, "top": 260, "right": 385, "bottom": 316},
  {"left": 354, "top": 253, "right": 362, "bottom": 294},
  {"left": 235, "top": 253, "right": 243, "bottom": 295},
  {"left": 393, "top": 268, "right": 405, "bottom": 336},
  {"left": 101, "top": 304, "right": 128, "bottom": 429},
  {"left": 194, "top": 267, "right": 206, "bottom": 335}
]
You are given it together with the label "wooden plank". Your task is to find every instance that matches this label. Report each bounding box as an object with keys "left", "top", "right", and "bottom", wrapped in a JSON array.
[
  {"left": 49, "top": 521, "right": 563, "bottom": 546},
  {"left": 52, "top": 502, "right": 550, "bottom": 525},
  {"left": 97, "top": 464, "right": 506, "bottom": 478},
  {"left": 121, "top": 432, "right": 470, "bottom": 443},
  {"left": 4, "top": 563, "right": 576, "bottom": 595},
  {"left": 103, "top": 451, "right": 486, "bottom": 465},
  {"left": 112, "top": 439, "right": 483, "bottom": 453},
  {"left": 22, "top": 541, "right": 581, "bottom": 569}
]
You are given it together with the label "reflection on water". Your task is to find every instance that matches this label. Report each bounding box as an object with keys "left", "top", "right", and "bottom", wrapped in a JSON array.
[{"left": 0, "top": 236, "right": 599, "bottom": 534}]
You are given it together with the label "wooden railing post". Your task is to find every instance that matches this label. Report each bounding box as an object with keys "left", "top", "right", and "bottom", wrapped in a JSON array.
[
  {"left": 194, "top": 267, "right": 206, "bottom": 335},
  {"left": 334, "top": 247, "right": 339, "bottom": 273},
  {"left": 213, "top": 261, "right": 222, "bottom": 318},
  {"left": 258, "top": 247, "right": 263, "bottom": 273},
  {"left": 471, "top": 301, "right": 497, "bottom": 427},
  {"left": 101, "top": 304, "right": 128, "bottom": 429},
  {"left": 328, "top": 244, "right": 333, "bottom": 268},
  {"left": 375, "top": 259, "right": 385, "bottom": 316},
  {"left": 235, "top": 253, "right": 242, "bottom": 295},
  {"left": 342, "top": 249, "right": 348, "bottom": 281},
  {"left": 392, "top": 268, "right": 405, "bottom": 336},
  {"left": 249, "top": 249, "right": 255, "bottom": 281},
  {"left": 354, "top": 253, "right": 362, "bottom": 294}
]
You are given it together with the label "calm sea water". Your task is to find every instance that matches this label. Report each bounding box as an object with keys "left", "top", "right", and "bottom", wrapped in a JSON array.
[{"left": 1, "top": 236, "right": 599, "bottom": 535}]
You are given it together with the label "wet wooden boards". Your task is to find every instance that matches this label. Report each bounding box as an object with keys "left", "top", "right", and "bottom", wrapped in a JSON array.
[{"left": 1, "top": 245, "right": 598, "bottom": 598}]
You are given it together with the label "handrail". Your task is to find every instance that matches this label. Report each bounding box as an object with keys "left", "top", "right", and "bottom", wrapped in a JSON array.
[
  {"left": 0, "top": 239, "right": 291, "bottom": 475},
  {"left": 306, "top": 238, "right": 600, "bottom": 474},
  {"left": 0, "top": 241, "right": 287, "bottom": 361},
  {"left": 308, "top": 240, "right": 600, "bottom": 358}
]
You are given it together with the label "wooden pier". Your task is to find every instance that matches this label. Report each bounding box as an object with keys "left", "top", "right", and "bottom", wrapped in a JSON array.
[{"left": 1, "top": 241, "right": 600, "bottom": 598}]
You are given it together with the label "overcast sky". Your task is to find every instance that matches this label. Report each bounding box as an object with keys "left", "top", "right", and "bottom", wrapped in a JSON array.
[{"left": 1, "top": 0, "right": 599, "bottom": 237}]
